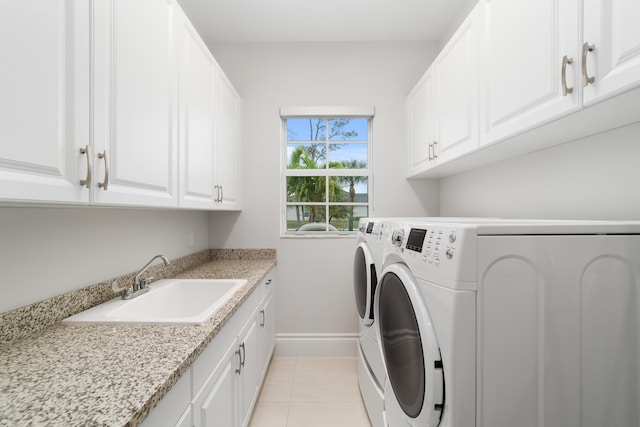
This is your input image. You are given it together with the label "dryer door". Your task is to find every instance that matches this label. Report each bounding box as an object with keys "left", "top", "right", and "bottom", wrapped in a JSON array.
[
  {"left": 354, "top": 242, "right": 377, "bottom": 326},
  {"left": 376, "top": 263, "right": 444, "bottom": 426}
]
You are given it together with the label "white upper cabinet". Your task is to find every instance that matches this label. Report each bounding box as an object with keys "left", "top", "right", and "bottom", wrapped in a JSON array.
[
  {"left": 409, "top": 0, "right": 640, "bottom": 178},
  {"left": 0, "top": 0, "right": 241, "bottom": 209},
  {"left": 582, "top": 0, "right": 640, "bottom": 104},
  {"left": 434, "top": 6, "right": 479, "bottom": 161},
  {"left": 214, "top": 69, "right": 241, "bottom": 210},
  {"left": 481, "top": 0, "right": 580, "bottom": 145},
  {"left": 0, "top": 0, "right": 90, "bottom": 204},
  {"left": 177, "top": 9, "right": 217, "bottom": 209},
  {"left": 407, "top": 6, "right": 479, "bottom": 176},
  {"left": 91, "top": 0, "right": 178, "bottom": 207},
  {"left": 407, "top": 69, "right": 435, "bottom": 176}
]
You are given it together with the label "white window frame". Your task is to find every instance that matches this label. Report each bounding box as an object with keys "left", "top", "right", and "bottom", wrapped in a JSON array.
[{"left": 280, "top": 106, "right": 374, "bottom": 238}]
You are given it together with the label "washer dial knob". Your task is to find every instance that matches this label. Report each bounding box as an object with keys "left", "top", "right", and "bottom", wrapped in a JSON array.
[
  {"left": 445, "top": 248, "right": 454, "bottom": 260},
  {"left": 391, "top": 228, "right": 404, "bottom": 247}
]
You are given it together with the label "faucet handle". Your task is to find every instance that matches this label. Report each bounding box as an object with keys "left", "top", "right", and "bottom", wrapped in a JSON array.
[
  {"left": 139, "top": 276, "right": 154, "bottom": 288},
  {"left": 111, "top": 280, "right": 131, "bottom": 293}
]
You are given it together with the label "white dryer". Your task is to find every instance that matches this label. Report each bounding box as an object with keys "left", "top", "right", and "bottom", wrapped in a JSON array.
[
  {"left": 354, "top": 218, "right": 388, "bottom": 427},
  {"left": 376, "top": 218, "right": 640, "bottom": 427}
]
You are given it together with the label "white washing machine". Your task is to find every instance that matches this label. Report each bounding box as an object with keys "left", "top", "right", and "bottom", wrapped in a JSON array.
[
  {"left": 354, "top": 218, "right": 389, "bottom": 427},
  {"left": 375, "top": 218, "right": 640, "bottom": 427}
]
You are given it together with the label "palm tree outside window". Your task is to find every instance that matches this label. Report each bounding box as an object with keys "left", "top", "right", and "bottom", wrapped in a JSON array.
[{"left": 282, "top": 115, "right": 371, "bottom": 235}]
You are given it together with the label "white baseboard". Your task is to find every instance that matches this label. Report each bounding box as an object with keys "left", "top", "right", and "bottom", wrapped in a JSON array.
[{"left": 275, "top": 333, "right": 359, "bottom": 357}]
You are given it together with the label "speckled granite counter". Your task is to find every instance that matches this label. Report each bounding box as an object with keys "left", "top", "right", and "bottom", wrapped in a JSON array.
[{"left": 0, "top": 250, "right": 276, "bottom": 427}]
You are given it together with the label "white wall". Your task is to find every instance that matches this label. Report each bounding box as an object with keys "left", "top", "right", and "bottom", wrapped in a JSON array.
[
  {"left": 0, "top": 207, "right": 209, "bottom": 312},
  {"left": 440, "top": 122, "right": 640, "bottom": 219},
  {"left": 208, "top": 42, "right": 440, "bottom": 339}
]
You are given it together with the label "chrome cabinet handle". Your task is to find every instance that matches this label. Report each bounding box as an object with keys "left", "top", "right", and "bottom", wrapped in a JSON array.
[
  {"left": 220, "top": 185, "right": 224, "bottom": 203},
  {"left": 561, "top": 55, "right": 574, "bottom": 96},
  {"left": 214, "top": 184, "right": 221, "bottom": 202},
  {"left": 582, "top": 42, "right": 595, "bottom": 87},
  {"left": 265, "top": 279, "right": 272, "bottom": 286},
  {"left": 98, "top": 150, "right": 109, "bottom": 190},
  {"left": 260, "top": 309, "right": 265, "bottom": 327},
  {"left": 239, "top": 342, "right": 246, "bottom": 368},
  {"left": 235, "top": 349, "right": 242, "bottom": 374},
  {"left": 433, "top": 140, "right": 438, "bottom": 159},
  {"left": 428, "top": 142, "right": 433, "bottom": 161},
  {"left": 79, "top": 145, "right": 92, "bottom": 188}
]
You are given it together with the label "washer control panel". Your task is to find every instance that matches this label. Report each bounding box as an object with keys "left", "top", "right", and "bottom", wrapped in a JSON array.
[{"left": 384, "top": 221, "right": 478, "bottom": 289}]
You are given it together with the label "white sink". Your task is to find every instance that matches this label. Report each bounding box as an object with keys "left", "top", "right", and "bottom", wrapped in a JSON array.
[{"left": 63, "top": 278, "right": 247, "bottom": 325}]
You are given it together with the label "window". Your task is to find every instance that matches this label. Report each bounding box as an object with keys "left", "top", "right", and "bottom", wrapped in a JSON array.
[{"left": 281, "top": 108, "right": 373, "bottom": 236}]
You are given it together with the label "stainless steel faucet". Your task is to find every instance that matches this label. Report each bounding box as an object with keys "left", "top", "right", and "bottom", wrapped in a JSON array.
[{"left": 122, "top": 254, "right": 171, "bottom": 300}]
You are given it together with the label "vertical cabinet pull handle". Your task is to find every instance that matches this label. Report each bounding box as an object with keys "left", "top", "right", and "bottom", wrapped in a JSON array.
[
  {"left": 98, "top": 151, "right": 109, "bottom": 190},
  {"left": 428, "top": 142, "right": 433, "bottom": 161},
  {"left": 240, "top": 342, "right": 246, "bottom": 368},
  {"left": 582, "top": 42, "right": 595, "bottom": 87},
  {"left": 220, "top": 185, "right": 223, "bottom": 203},
  {"left": 260, "top": 309, "right": 265, "bottom": 327},
  {"left": 561, "top": 55, "right": 574, "bottom": 96},
  {"left": 79, "top": 145, "right": 92, "bottom": 188},
  {"left": 433, "top": 141, "right": 438, "bottom": 159},
  {"left": 235, "top": 349, "right": 242, "bottom": 374}
]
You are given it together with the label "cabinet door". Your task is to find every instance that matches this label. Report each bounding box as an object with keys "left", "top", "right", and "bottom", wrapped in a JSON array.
[
  {"left": 196, "top": 339, "right": 239, "bottom": 427},
  {"left": 0, "top": 0, "right": 89, "bottom": 204},
  {"left": 177, "top": 9, "right": 216, "bottom": 209},
  {"left": 481, "top": 0, "right": 580, "bottom": 145},
  {"left": 140, "top": 371, "right": 191, "bottom": 427},
  {"left": 583, "top": 0, "right": 640, "bottom": 105},
  {"left": 407, "top": 68, "right": 436, "bottom": 175},
  {"left": 238, "top": 316, "right": 259, "bottom": 427},
  {"left": 434, "top": 6, "right": 479, "bottom": 162},
  {"left": 214, "top": 69, "right": 241, "bottom": 209},
  {"left": 257, "top": 291, "right": 276, "bottom": 378},
  {"left": 92, "top": 0, "right": 178, "bottom": 207}
]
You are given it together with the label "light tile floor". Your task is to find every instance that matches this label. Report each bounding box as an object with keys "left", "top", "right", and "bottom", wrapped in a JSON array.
[{"left": 248, "top": 356, "right": 373, "bottom": 427}]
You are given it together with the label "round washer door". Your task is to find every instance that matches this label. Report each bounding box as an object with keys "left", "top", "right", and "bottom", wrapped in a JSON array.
[
  {"left": 353, "top": 242, "right": 377, "bottom": 326},
  {"left": 375, "top": 262, "right": 444, "bottom": 426}
]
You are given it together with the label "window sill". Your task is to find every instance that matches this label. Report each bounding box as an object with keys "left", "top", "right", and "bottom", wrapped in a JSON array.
[{"left": 280, "top": 233, "right": 358, "bottom": 239}]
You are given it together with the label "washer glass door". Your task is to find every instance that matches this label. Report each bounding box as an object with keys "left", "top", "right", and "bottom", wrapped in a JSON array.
[
  {"left": 377, "top": 264, "right": 444, "bottom": 425},
  {"left": 354, "top": 243, "right": 377, "bottom": 325}
]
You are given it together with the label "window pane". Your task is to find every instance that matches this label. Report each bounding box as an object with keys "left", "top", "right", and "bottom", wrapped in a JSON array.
[
  {"left": 282, "top": 115, "right": 370, "bottom": 236},
  {"left": 287, "top": 118, "right": 326, "bottom": 141},
  {"left": 286, "top": 205, "right": 329, "bottom": 231},
  {"left": 286, "top": 176, "right": 326, "bottom": 202},
  {"left": 329, "top": 205, "right": 369, "bottom": 231},
  {"left": 328, "top": 143, "right": 368, "bottom": 168},
  {"left": 328, "top": 118, "right": 368, "bottom": 141},
  {"left": 287, "top": 143, "right": 327, "bottom": 169},
  {"left": 335, "top": 176, "right": 368, "bottom": 202}
]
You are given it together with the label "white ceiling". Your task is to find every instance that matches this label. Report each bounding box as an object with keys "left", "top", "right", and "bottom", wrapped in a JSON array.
[{"left": 177, "top": 0, "right": 477, "bottom": 44}]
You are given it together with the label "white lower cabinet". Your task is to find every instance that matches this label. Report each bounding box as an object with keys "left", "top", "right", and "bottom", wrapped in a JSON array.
[
  {"left": 140, "top": 371, "right": 191, "bottom": 427},
  {"left": 194, "top": 271, "right": 276, "bottom": 427},
  {"left": 237, "top": 312, "right": 259, "bottom": 427},
  {"left": 257, "top": 289, "right": 276, "bottom": 379},
  {"left": 144, "top": 269, "right": 276, "bottom": 427},
  {"left": 194, "top": 338, "right": 240, "bottom": 427}
]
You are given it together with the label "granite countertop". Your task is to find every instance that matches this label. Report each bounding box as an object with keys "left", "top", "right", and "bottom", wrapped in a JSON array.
[{"left": 0, "top": 252, "right": 276, "bottom": 427}]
